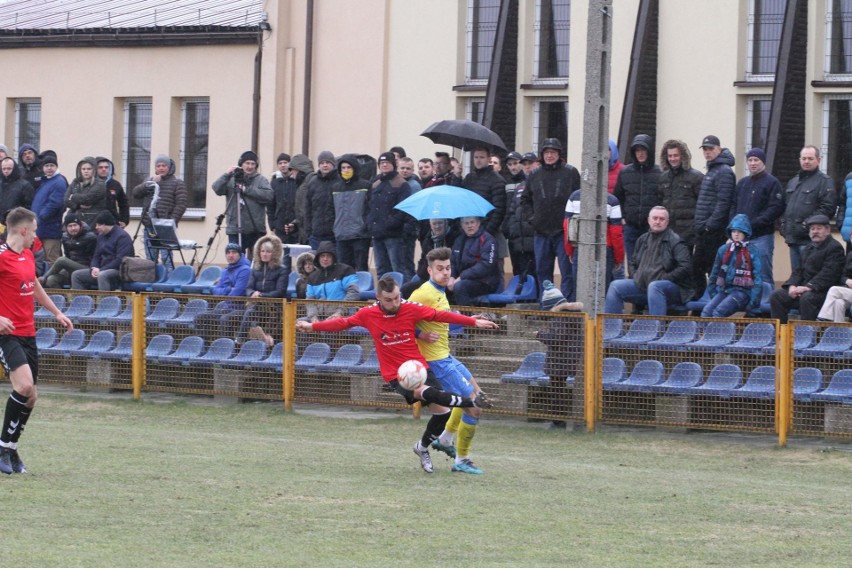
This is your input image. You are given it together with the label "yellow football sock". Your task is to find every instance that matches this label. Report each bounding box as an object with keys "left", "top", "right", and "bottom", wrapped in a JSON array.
[
  {"left": 456, "top": 416, "right": 478, "bottom": 459},
  {"left": 446, "top": 407, "right": 463, "bottom": 435}
]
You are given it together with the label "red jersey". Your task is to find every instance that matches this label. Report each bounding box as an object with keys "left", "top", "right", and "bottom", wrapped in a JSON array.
[
  {"left": 311, "top": 300, "right": 477, "bottom": 381},
  {"left": 0, "top": 244, "right": 37, "bottom": 337}
]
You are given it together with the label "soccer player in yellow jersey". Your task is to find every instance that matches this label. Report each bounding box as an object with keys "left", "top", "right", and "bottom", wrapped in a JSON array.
[{"left": 409, "top": 246, "right": 484, "bottom": 474}]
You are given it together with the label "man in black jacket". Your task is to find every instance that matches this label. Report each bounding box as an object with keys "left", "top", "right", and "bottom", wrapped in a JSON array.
[
  {"left": 770, "top": 214, "right": 845, "bottom": 323},
  {"left": 614, "top": 134, "right": 662, "bottom": 265},
  {"left": 463, "top": 147, "right": 507, "bottom": 272},
  {"left": 39, "top": 213, "right": 97, "bottom": 288}
]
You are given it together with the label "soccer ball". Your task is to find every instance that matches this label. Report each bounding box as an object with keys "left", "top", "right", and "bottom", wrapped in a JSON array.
[{"left": 397, "top": 360, "right": 427, "bottom": 390}]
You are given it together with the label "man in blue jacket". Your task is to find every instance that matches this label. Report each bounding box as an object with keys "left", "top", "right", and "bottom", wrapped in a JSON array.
[
  {"left": 70, "top": 210, "right": 134, "bottom": 291},
  {"left": 195, "top": 242, "right": 252, "bottom": 339},
  {"left": 31, "top": 150, "right": 67, "bottom": 262},
  {"left": 449, "top": 216, "right": 500, "bottom": 306}
]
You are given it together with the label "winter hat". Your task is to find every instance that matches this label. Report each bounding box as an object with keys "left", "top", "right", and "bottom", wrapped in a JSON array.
[
  {"left": 276, "top": 152, "right": 291, "bottom": 164},
  {"left": 94, "top": 210, "right": 116, "bottom": 226},
  {"left": 289, "top": 154, "right": 314, "bottom": 174},
  {"left": 389, "top": 146, "right": 406, "bottom": 158},
  {"left": 63, "top": 213, "right": 81, "bottom": 227},
  {"left": 154, "top": 154, "right": 171, "bottom": 166},
  {"left": 0, "top": 144, "right": 8, "bottom": 156},
  {"left": 540, "top": 280, "right": 567, "bottom": 312},
  {"left": 317, "top": 150, "right": 336, "bottom": 167},
  {"left": 225, "top": 242, "right": 242, "bottom": 254},
  {"left": 378, "top": 152, "right": 397, "bottom": 168},
  {"left": 40, "top": 150, "right": 58, "bottom": 166},
  {"left": 238, "top": 150, "right": 259, "bottom": 166},
  {"left": 746, "top": 148, "right": 766, "bottom": 164}
]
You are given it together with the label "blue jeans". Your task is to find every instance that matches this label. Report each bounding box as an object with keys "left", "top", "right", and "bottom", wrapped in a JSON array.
[
  {"left": 534, "top": 233, "right": 574, "bottom": 301},
  {"left": 372, "top": 236, "right": 409, "bottom": 281},
  {"left": 308, "top": 235, "right": 334, "bottom": 252},
  {"left": 622, "top": 224, "right": 647, "bottom": 270},
  {"left": 336, "top": 238, "right": 371, "bottom": 272},
  {"left": 748, "top": 233, "right": 775, "bottom": 285},
  {"left": 605, "top": 279, "right": 683, "bottom": 316},
  {"left": 701, "top": 288, "right": 750, "bottom": 318},
  {"left": 788, "top": 242, "right": 807, "bottom": 272}
]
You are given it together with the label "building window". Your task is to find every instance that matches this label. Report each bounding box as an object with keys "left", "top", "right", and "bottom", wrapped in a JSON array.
[
  {"left": 534, "top": 0, "right": 570, "bottom": 80},
  {"left": 745, "top": 96, "right": 772, "bottom": 154},
  {"left": 822, "top": 95, "right": 852, "bottom": 188},
  {"left": 826, "top": 0, "right": 852, "bottom": 78},
  {"left": 532, "top": 98, "right": 568, "bottom": 153},
  {"left": 466, "top": 0, "right": 500, "bottom": 83},
  {"left": 123, "top": 100, "right": 152, "bottom": 209},
  {"left": 181, "top": 98, "right": 209, "bottom": 211},
  {"left": 465, "top": 97, "right": 486, "bottom": 124},
  {"left": 746, "top": 0, "right": 785, "bottom": 79},
  {"left": 14, "top": 99, "right": 41, "bottom": 153}
]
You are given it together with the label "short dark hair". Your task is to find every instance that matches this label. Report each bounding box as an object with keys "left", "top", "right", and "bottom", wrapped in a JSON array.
[
  {"left": 377, "top": 274, "right": 400, "bottom": 294},
  {"left": 418, "top": 158, "right": 433, "bottom": 166},
  {"left": 435, "top": 152, "right": 450, "bottom": 160},
  {"left": 6, "top": 207, "right": 36, "bottom": 229},
  {"left": 426, "top": 247, "right": 451, "bottom": 265}
]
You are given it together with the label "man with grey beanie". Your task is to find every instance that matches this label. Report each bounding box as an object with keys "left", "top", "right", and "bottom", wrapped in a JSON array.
[{"left": 132, "top": 153, "right": 188, "bottom": 270}]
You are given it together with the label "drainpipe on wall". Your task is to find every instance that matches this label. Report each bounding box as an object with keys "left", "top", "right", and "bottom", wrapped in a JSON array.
[
  {"left": 301, "top": 0, "right": 314, "bottom": 155},
  {"left": 251, "top": 27, "right": 264, "bottom": 153}
]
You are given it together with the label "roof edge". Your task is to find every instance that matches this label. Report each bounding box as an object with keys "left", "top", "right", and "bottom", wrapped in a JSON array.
[{"left": 0, "top": 26, "right": 263, "bottom": 48}]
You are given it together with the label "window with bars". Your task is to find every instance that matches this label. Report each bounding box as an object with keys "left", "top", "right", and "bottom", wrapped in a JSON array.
[
  {"left": 826, "top": 0, "right": 852, "bottom": 77},
  {"left": 123, "top": 99, "right": 152, "bottom": 208},
  {"left": 466, "top": 0, "right": 500, "bottom": 83},
  {"left": 181, "top": 99, "right": 209, "bottom": 211},
  {"left": 746, "top": 0, "right": 785, "bottom": 79},
  {"left": 532, "top": 98, "right": 568, "bottom": 153},
  {"left": 14, "top": 99, "right": 41, "bottom": 153},
  {"left": 822, "top": 95, "right": 852, "bottom": 187},
  {"left": 534, "top": 0, "right": 570, "bottom": 80},
  {"left": 745, "top": 96, "right": 772, "bottom": 156}
]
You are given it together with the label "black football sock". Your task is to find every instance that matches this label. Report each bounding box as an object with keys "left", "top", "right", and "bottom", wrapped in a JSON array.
[
  {"left": 11, "top": 407, "right": 32, "bottom": 444},
  {"left": 419, "top": 386, "right": 474, "bottom": 408},
  {"left": 420, "top": 410, "right": 451, "bottom": 447},
  {"left": 1, "top": 391, "right": 29, "bottom": 445}
]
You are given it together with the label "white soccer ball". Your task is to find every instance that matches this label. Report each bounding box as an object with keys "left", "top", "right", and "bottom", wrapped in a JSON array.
[{"left": 397, "top": 359, "right": 427, "bottom": 390}]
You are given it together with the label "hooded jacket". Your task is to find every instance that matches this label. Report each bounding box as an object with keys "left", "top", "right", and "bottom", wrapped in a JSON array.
[
  {"left": 332, "top": 154, "right": 371, "bottom": 241},
  {"left": 132, "top": 157, "right": 187, "bottom": 225},
  {"left": 657, "top": 140, "right": 703, "bottom": 244},
  {"left": 290, "top": 154, "right": 316, "bottom": 244},
  {"left": 462, "top": 163, "right": 507, "bottom": 236},
  {"left": 17, "top": 143, "right": 43, "bottom": 189},
  {"left": 96, "top": 158, "right": 130, "bottom": 226},
  {"left": 64, "top": 157, "right": 109, "bottom": 226},
  {"left": 0, "top": 158, "right": 35, "bottom": 224},
  {"left": 613, "top": 134, "right": 662, "bottom": 229},
  {"left": 61, "top": 221, "right": 97, "bottom": 265},
  {"left": 607, "top": 139, "right": 623, "bottom": 193},
  {"left": 305, "top": 241, "right": 359, "bottom": 300},
  {"left": 839, "top": 172, "right": 852, "bottom": 243},
  {"left": 502, "top": 180, "right": 535, "bottom": 254},
  {"left": 246, "top": 234, "right": 288, "bottom": 297},
  {"left": 707, "top": 214, "right": 764, "bottom": 307},
  {"left": 520, "top": 153, "right": 581, "bottom": 237},
  {"left": 450, "top": 224, "right": 501, "bottom": 291},
  {"left": 213, "top": 253, "right": 252, "bottom": 297},
  {"left": 694, "top": 148, "right": 737, "bottom": 234},
  {"left": 212, "top": 167, "right": 273, "bottom": 236},
  {"left": 780, "top": 168, "right": 837, "bottom": 246},
  {"left": 732, "top": 168, "right": 784, "bottom": 240},
  {"left": 304, "top": 166, "right": 340, "bottom": 241},
  {"left": 366, "top": 170, "right": 412, "bottom": 239},
  {"left": 31, "top": 167, "right": 68, "bottom": 240},
  {"left": 295, "top": 251, "right": 315, "bottom": 299},
  {"left": 268, "top": 167, "right": 305, "bottom": 243}
]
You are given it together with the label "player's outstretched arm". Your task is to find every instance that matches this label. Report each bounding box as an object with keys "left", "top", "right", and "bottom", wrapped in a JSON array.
[
  {"left": 33, "top": 277, "right": 73, "bottom": 331},
  {"left": 295, "top": 320, "right": 314, "bottom": 333},
  {"left": 472, "top": 316, "right": 499, "bottom": 329}
]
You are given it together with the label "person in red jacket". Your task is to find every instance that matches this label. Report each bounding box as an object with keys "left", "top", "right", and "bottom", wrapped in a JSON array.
[{"left": 564, "top": 187, "right": 625, "bottom": 289}]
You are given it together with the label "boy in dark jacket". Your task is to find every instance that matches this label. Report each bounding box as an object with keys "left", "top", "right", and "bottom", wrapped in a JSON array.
[
  {"left": 449, "top": 216, "right": 500, "bottom": 306},
  {"left": 702, "top": 214, "right": 764, "bottom": 318},
  {"left": 39, "top": 213, "right": 97, "bottom": 288}
]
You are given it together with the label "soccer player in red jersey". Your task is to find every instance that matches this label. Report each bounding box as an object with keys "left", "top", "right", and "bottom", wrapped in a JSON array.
[
  {"left": 0, "top": 208, "right": 73, "bottom": 474},
  {"left": 296, "top": 274, "right": 497, "bottom": 472}
]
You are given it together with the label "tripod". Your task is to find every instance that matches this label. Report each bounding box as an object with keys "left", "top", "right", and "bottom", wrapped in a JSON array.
[{"left": 195, "top": 213, "right": 226, "bottom": 276}]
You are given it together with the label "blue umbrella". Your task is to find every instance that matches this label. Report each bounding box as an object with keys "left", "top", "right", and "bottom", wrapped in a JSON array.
[{"left": 394, "top": 185, "right": 495, "bottom": 220}]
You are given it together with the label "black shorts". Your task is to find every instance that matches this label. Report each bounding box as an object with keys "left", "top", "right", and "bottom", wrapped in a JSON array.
[
  {"left": 0, "top": 335, "right": 39, "bottom": 384},
  {"left": 392, "top": 369, "right": 441, "bottom": 406}
]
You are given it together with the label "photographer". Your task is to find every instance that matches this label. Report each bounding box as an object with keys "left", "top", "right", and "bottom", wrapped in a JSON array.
[
  {"left": 132, "top": 154, "right": 187, "bottom": 270},
  {"left": 212, "top": 150, "right": 273, "bottom": 260}
]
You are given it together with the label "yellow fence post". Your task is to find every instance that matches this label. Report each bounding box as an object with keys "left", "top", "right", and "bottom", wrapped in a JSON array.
[
  {"left": 777, "top": 323, "right": 791, "bottom": 447},
  {"left": 283, "top": 300, "right": 296, "bottom": 411},
  {"left": 131, "top": 293, "right": 145, "bottom": 400},
  {"left": 585, "top": 314, "right": 597, "bottom": 433}
]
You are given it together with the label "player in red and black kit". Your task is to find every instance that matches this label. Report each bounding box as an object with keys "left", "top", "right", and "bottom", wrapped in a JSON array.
[
  {"left": 0, "top": 208, "right": 72, "bottom": 474},
  {"left": 296, "top": 274, "right": 498, "bottom": 472}
]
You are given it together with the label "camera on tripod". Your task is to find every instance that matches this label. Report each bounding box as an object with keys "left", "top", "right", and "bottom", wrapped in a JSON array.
[
  {"left": 232, "top": 167, "right": 246, "bottom": 184},
  {"left": 144, "top": 181, "right": 157, "bottom": 195}
]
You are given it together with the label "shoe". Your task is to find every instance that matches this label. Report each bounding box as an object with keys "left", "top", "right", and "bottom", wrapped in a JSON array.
[
  {"left": 0, "top": 448, "right": 12, "bottom": 475},
  {"left": 451, "top": 458, "right": 483, "bottom": 475},
  {"left": 9, "top": 449, "right": 26, "bottom": 473},
  {"left": 431, "top": 440, "right": 456, "bottom": 458},
  {"left": 473, "top": 391, "right": 493, "bottom": 409},
  {"left": 412, "top": 443, "right": 433, "bottom": 473},
  {"left": 547, "top": 420, "right": 568, "bottom": 430}
]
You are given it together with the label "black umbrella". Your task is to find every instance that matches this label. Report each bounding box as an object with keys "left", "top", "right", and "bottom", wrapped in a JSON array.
[{"left": 420, "top": 119, "right": 507, "bottom": 154}]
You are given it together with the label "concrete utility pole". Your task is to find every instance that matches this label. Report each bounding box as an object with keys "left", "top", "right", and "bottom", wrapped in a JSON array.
[{"left": 576, "top": 0, "right": 613, "bottom": 317}]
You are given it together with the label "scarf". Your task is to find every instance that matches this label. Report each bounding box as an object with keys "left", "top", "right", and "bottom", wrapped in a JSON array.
[{"left": 717, "top": 241, "right": 755, "bottom": 289}]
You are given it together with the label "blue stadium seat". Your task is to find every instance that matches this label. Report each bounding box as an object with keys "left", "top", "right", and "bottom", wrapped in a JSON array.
[
  {"left": 169, "top": 299, "right": 209, "bottom": 328},
  {"left": 316, "top": 344, "right": 364, "bottom": 373},
  {"left": 809, "top": 369, "right": 852, "bottom": 403},
  {"left": 793, "top": 367, "right": 823, "bottom": 400},
  {"left": 294, "top": 342, "right": 331, "bottom": 372},
  {"left": 114, "top": 298, "right": 148, "bottom": 323},
  {"left": 733, "top": 366, "right": 775, "bottom": 399},
  {"left": 608, "top": 359, "right": 665, "bottom": 392},
  {"left": 41, "top": 329, "right": 86, "bottom": 357},
  {"left": 181, "top": 266, "right": 223, "bottom": 295},
  {"left": 748, "top": 282, "right": 775, "bottom": 317},
  {"left": 603, "top": 318, "right": 623, "bottom": 341},
  {"left": 146, "top": 298, "right": 181, "bottom": 325},
  {"left": 690, "top": 321, "right": 736, "bottom": 351},
  {"left": 145, "top": 334, "right": 175, "bottom": 359},
  {"left": 158, "top": 336, "right": 205, "bottom": 365},
  {"left": 601, "top": 357, "right": 627, "bottom": 385},
  {"left": 683, "top": 364, "right": 743, "bottom": 396},
  {"left": 35, "top": 327, "right": 58, "bottom": 349},
  {"left": 500, "top": 352, "right": 547, "bottom": 384},
  {"left": 723, "top": 323, "right": 775, "bottom": 354},
  {"left": 221, "top": 340, "right": 267, "bottom": 368},
  {"left": 793, "top": 325, "right": 817, "bottom": 352},
  {"left": 650, "top": 362, "right": 703, "bottom": 394},
  {"left": 150, "top": 265, "right": 196, "bottom": 293},
  {"left": 74, "top": 330, "right": 116, "bottom": 359},
  {"left": 286, "top": 271, "right": 299, "bottom": 299},
  {"left": 800, "top": 326, "right": 852, "bottom": 358},
  {"left": 77, "top": 295, "right": 123, "bottom": 324},
  {"left": 101, "top": 333, "right": 133, "bottom": 361},
  {"left": 122, "top": 264, "right": 168, "bottom": 292},
  {"left": 649, "top": 320, "right": 698, "bottom": 349},
  {"left": 478, "top": 275, "right": 537, "bottom": 305},
  {"left": 670, "top": 288, "right": 710, "bottom": 314},
  {"left": 190, "top": 337, "right": 236, "bottom": 367},
  {"left": 351, "top": 349, "right": 379, "bottom": 374},
  {"left": 35, "top": 294, "right": 66, "bottom": 320},
  {"left": 255, "top": 343, "right": 284, "bottom": 371},
  {"left": 606, "top": 319, "right": 661, "bottom": 348},
  {"left": 356, "top": 271, "right": 376, "bottom": 301},
  {"left": 63, "top": 295, "right": 95, "bottom": 320}
]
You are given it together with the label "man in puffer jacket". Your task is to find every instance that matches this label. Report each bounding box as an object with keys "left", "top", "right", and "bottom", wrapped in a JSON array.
[
  {"left": 304, "top": 241, "right": 360, "bottom": 321},
  {"left": 31, "top": 150, "right": 67, "bottom": 262},
  {"left": 449, "top": 216, "right": 500, "bottom": 306},
  {"left": 39, "top": 213, "right": 97, "bottom": 288},
  {"left": 195, "top": 242, "right": 252, "bottom": 340},
  {"left": 366, "top": 152, "right": 413, "bottom": 280},
  {"left": 839, "top": 171, "right": 852, "bottom": 254},
  {"left": 237, "top": 234, "right": 288, "bottom": 345},
  {"left": 613, "top": 133, "right": 662, "bottom": 264},
  {"left": 701, "top": 214, "right": 764, "bottom": 318},
  {"left": 0, "top": 157, "right": 34, "bottom": 226},
  {"left": 304, "top": 150, "right": 340, "bottom": 250},
  {"left": 132, "top": 154, "right": 188, "bottom": 270},
  {"left": 332, "top": 154, "right": 371, "bottom": 272},
  {"left": 64, "top": 156, "right": 109, "bottom": 227}
]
